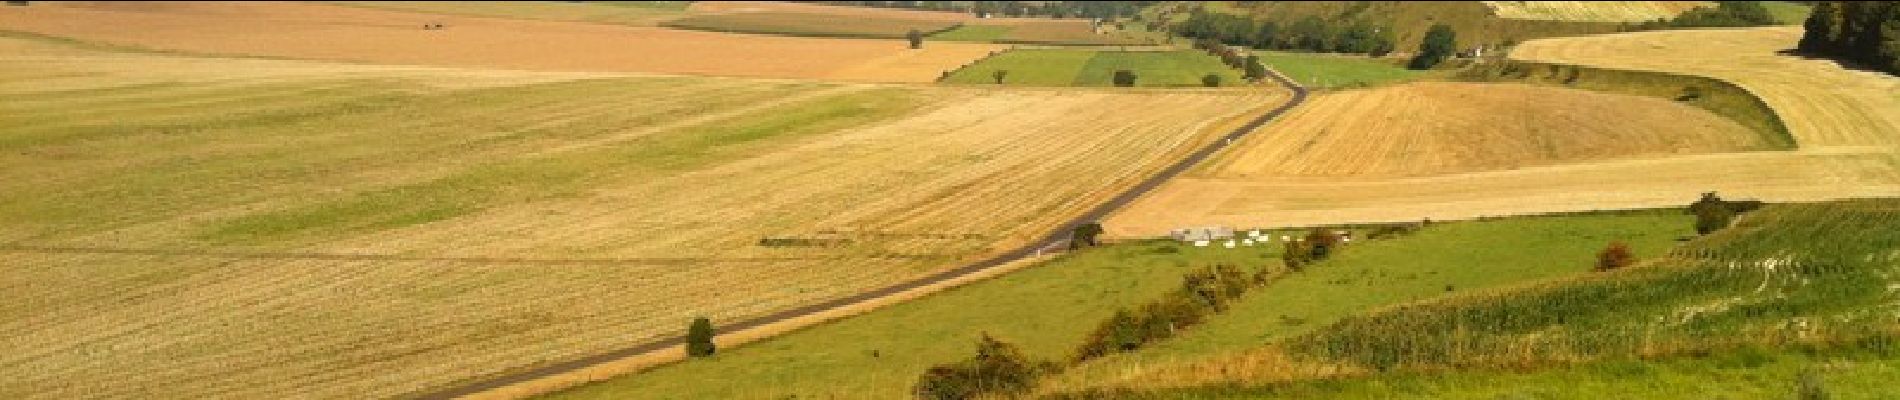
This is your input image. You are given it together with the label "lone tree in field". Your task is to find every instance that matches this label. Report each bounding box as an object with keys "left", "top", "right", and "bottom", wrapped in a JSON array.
[
  {"left": 1689, "top": 191, "right": 1737, "bottom": 234},
  {"left": 1070, "top": 222, "right": 1104, "bottom": 249},
  {"left": 1408, "top": 23, "right": 1457, "bottom": 70},
  {"left": 1304, "top": 228, "right": 1343, "bottom": 260},
  {"left": 1112, "top": 69, "right": 1138, "bottom": 87},
  {"left": 1202, "top": 73, "right": 1222, "bottom": 87},
  {"left": 992, "top": 69, "right": 1008, "bottom": 84},
  {"left": 908, "top": 29, "right": 924, "bottom": 49},
  {"left": 1596, "top": 241, "right": 1636, "bottom": 272},
  {"left": 686, "top": 317, "right": 716, "bottom": 357}
]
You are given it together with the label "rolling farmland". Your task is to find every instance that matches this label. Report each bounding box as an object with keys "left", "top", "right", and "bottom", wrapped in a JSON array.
[
  {"left": 0, "top": 30, "right": 1288, "bottom": 399},
  {"left": 1107, "top": 26, "right": 1900, "bottom": 236},
  {"left": 1482, "top": 1, "right": 1712, "bottom": 22},
  {"left": 0, "top": 1, "right": 1002, "bottom": 83}
]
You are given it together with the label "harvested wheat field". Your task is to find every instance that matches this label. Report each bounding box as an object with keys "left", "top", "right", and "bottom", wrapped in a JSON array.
[
  {"left": 1107, "top": 27, "right": 1900, "bottom": 236},
  {"left": 689, "top": 0, "right": 971, "bottom": 22},
  {"left": 1201, "top": 81, "right": 1770, "bottom": 178},
  {"left": 0, "top": 1, "right": 1001, "bottom": 82},
  {"left": 0, "top": 31, "right": 1285, "bottom": 399},
  {"left": 1483, "top": 1, "right": 1712, "bottom": 22}
]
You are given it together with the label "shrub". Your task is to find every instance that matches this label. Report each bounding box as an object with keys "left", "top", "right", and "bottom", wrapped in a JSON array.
[
  {"left": 1072, "top": 265, "right": 1257, "bottom": 362},
  {"left": 914, "top": 334, "right": 1052, "bottom": 400},
  {"left": 1282, "top": 239, "right": 1310, "bottom": 272},
  {"left": 1304, "top": 228, "right": 1343, "bottom": 260},
  {"left": 992, "top": 69, "right": 1008, "bottom": 84},
  {"left": 1201, "top": 74, "right": 1222, "bottom": 87},
  {"left": 686, "top": 317, "right": 716, "bottom": 357},
  {"left": 1596, "top": 241, "right": 1636, "bottom": 271},
  {"left": 1689, "top": 192, "right": 1747, "bottom": 234},
  {"left": 1408, "top": 24, "right": 1457, "bottom": 70},
  {"left": 1112, "top": 70, "right": 1138, "bottom": 87},
  {"left": 1069, "top": 222, "right": 1103, "bottom": 249},
  {"left": 908, "top": 29, "right": 924, "bottom": 49}
]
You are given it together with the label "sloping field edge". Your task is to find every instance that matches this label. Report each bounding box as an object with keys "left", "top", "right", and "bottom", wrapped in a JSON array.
[
  {"left": 1461, "top": 59, "right": 1797, "bottom": 149},
  {"left": 409, "top": 66, "right": 1312, "bottom": 400}
]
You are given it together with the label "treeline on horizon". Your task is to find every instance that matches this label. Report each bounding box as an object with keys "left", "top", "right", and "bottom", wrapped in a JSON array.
[
  {"left": 802, "top": 1, "right": 1153, "bottom": 20},
  {"left": 1799, "top": 1, "right": 1900, "bottom": 76}
]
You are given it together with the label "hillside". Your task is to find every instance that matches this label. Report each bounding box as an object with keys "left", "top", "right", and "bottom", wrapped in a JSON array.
[{"left": 1199, "top": 1, "right": 1622, "bottom": 51}]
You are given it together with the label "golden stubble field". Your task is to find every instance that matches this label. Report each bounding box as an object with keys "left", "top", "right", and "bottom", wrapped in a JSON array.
[
  {"left": 0, "top": 1, "right": 1003, "bottom": 83},
  {"left": 1482, "top": 1, "right": 1712, "bottom": 22},
  {"left": 1108, "top": 27, "right": 1900, "bottom": 236},
  {"left": 0, "top": 29, "right": 1286, "bottom": 399}
]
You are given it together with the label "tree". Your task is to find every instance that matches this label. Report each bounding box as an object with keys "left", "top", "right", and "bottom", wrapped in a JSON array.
[
  {"left": 1255, "top": 21, "right": 1282, "bottom": 49},
  {"left": 1281, "top": 239, "right": 1309, "bottom": 272},
  {"left": 1070, "top": 222, "right": 1103, "bottom": 249},
  {"left": 1369, "top": 25, "right": 1397, "bottom": 57},
  {"left": 1202, "top": 73, "right": 1222, "bottom": 87},
  {"left": 1112, "top": 69, "right": 1137, "bottom": 87},
  {"left": 1304, "top": 228, "right": 1343, "bottom": 260},
  {"left": 1596, "top": 241, "right": 1636, "bottom": 272},
  {"left": 1689, "top": 191, "right": 1737, "bottom": 234},
  {"left": 1289, "top": 16, "right": 1331, "bottom": 52},
  {"left": 992, "top": 69, "right": 1008, "bottom": 84},
  {"left": 908, "top": 29, "right": 924, "bottom": 49},
  {"left": 914, "top": 334, "right": 1049, "bottom": 400},
  {"left": 685, "top": 317, "right": 716, "bottom": 357},
  {"left": 1409, "top": 24, "right": 1457, "bottom": 70}
]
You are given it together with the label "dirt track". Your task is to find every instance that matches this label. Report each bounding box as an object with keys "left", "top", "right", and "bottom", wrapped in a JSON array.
[
  {"left": 0, "top": 1, "right": 1002, "bottom": 82},
  {"left": 413, "top": 63, "right": 1313, "bottom": 400}
]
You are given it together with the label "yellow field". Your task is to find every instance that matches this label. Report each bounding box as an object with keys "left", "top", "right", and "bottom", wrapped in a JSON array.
[
  {"left": 0, "top": 1, "right": 1002, "bottom": 83},
  {"left": 1107, "top": 27, "right": 1900, "bottom": 236},
  {"left": 1483, "top": 1, "right": 1712, "bottom": 22},
  {"left": 0, "top": 33, "right": 1286, "bottom": 399}
]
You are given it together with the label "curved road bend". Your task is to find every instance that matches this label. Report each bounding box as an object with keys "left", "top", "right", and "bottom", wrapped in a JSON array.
[{"left": 416, "top": 69, "right": 1310, "bottom": 400}]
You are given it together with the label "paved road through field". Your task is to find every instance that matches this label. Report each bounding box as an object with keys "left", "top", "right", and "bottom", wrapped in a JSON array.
[{"left": 415, "top": 70, "right": 1310, "bottom": 400}]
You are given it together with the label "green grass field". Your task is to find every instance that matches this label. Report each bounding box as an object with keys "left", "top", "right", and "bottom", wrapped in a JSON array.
[
  {"left": 927, "top": 24, "right": 1011, "bottom": 41},
  {"left": 1762, "top": 1, "right": 1814, "bottom": 25},
  {"left": 546, "top": 211, "right": 1695, "bottom": 399},
  {"left": 545, "top": 240, "right": 1281, "bottom": 399},
  {"left": 1255, "top": 51, "right": 1425, "bottom": 89},
  {"left": 943, "top": 50, "right": 1244, "bottom": 87}
]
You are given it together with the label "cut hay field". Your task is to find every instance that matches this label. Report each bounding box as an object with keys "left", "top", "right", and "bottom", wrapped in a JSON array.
[
  {"left": 1106, "top": 26, "right": 1900, "bottom": 237},
  {"left": 661, "top": 12, "right": 960, "bottom": 39},
  {"left": 1482, "top": 1, "right": 1712, "bottom": 22},
  {"left": 943, "top": 49, "right": 1244, "bottom": 87},
  {"left": 0, "top": 32, "right": 1287, "bottom": 400},
  {"left": 330, "top": 1, "right": 691, "bottom": 26},
  {"left": 0, "top": 1, "right": 1003, "bottom": 83}
]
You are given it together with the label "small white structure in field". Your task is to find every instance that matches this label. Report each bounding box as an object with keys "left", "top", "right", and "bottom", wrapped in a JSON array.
[
  {"left": 1223, "top": 240, "right": 1236, "bottom": 248},
  {"left": 1170, "top": 226, "right": 1235, "bottom": 243},
  {"left": 1193, "top": 240, "right": 1210, "bottom": 247},
  {"left": 1281, "top": 235, "right": 1292, "bottom": 242},
  {"left": 1342, "top": 237, "right": 1352, "bottom": 243},
  {"left": 1242, "top": 239, "right": 1255, "bottom": 246}
]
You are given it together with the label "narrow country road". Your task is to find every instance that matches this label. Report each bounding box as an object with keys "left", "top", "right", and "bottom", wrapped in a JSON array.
[{"left": 415, "top": 68, "right": 1310, "bottom": 400}]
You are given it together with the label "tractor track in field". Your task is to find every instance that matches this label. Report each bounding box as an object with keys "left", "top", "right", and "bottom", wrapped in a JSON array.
[
  {"left": 412, "top": 70, "right": 1309, "bottom": 400},
  {"left": 0, "top": 244, "right": 948, "bottom": 266}
]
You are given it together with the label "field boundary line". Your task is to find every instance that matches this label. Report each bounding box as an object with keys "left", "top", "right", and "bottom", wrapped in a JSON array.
[
  {"left": 0, "top": 244, "right": 946, "bottom": 266},
  {"left": 413, "top": 69, "right": 1310, "bottom": 400}
]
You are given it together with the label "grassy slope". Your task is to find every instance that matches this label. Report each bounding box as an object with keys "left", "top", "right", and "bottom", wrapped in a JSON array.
[
  {"left": 1255, "top": 51, "right": 1425, "bottom": 89},
  {"left": 1762, "top": 1, "right": 1813, "bottom": 25},
  {"left": 547, "top": 211, "right": 1692, "bottom": 399},
  {"left": 1081, "top": 347, "right": 1900, "bottom": 399},
  {"left": 944, "top": 50, "right": 1243, "bottom": 87},
  {"left": 544, "top": 242, "right": 1279, "bottom": 399},
  {"left": 1083, "top": 199, "right": 1900, "bottom": 398},
  {"left": 1045, "top": 211, "right": 1693, "bottom": 387}
]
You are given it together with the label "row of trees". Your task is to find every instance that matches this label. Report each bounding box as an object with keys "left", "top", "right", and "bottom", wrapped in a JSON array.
[
  {"left": 1799, "top": 1, "right": 1900, "bottom": 76},
  {"left": 1071, "top": 265, "right": 1260, "bottom": 362},
  {"left": 820, "top": 1, "right": 1149, "bottom": 20},
  {"left": 1624, "top": 1, "right": 1778, "bottom": 30},
  {"left": 1176, "top": 11, "right": 1396, "bottom": 56}
]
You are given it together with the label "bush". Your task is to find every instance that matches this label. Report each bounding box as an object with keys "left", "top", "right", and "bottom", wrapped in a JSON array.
[
  {"left": 1596, "top": 241, "right": 1636, "bottom": 271},
  {"left": 1688, "top": 192, "right": 1754, "bottom": 234},
  {"left": 1070, "top": 222, "right": 1103, "bottom": 249},
  {"left": 992, "top": 69, "right": 1008, "bottom": 84},
  {"left": 1071, "top": 265, "right": 1256, "bottom": 362},
  {"left": 908, "top": 29, "right": 924, "bottom": 49},
  {"left": 1408, "top": 24, "right": 1457, "bottom": 70},
  {"left": 1282, "top": 239, "right": 1310, "bottom": 272},
  {"left": 914, "top": 334, "right": 1053, "bottom": 400},
  {"left": 1201, "top": 74, "right": 1222, "bottom": 87},
  {"left": 686, "top": 317, "right": 716, "bottom": 357},
  {"left": 1304, "top": 228, "right": 1343, "bottom": 260},
  {"left": 1112, "top": 70, "right": 1138, "bottom": 87}
]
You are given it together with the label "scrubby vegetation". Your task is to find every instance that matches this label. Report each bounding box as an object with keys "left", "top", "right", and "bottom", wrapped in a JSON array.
[
  {"left": 1072, "top": 265, "right": 1264, "bottom": 362},
  {"left": 1169, "top": 1, "right": 1619, "bottom": 55},
  {"left": 1408, "top": 23, "right": 1457, "bottom": 70},
  {"left": 1797, "top": 1, "right": 1900, "bottom": 76},
  {"left": 913, "top": 334, "right": 1059, "bottom": 400}
]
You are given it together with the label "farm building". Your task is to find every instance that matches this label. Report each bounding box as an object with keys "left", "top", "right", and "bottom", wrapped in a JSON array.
[{"left": 1169, "top": 226, "right": 1234, "bottom": 242}]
